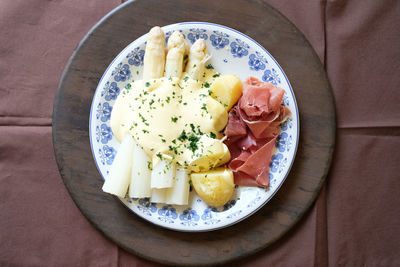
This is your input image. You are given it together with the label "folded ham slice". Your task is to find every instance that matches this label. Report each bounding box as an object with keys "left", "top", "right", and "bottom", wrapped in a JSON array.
[{"left": 224, "top": 77, "right": 290, "bottom": 188}]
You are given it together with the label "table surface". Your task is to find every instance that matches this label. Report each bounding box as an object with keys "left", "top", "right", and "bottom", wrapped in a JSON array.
[{"left": 1, "top": 0, "right": 399, "bottom": 266}]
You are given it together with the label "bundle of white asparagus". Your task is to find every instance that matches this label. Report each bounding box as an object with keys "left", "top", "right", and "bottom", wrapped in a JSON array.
[{"left": 102, "top": 27, "right": 209, "bottom": 205}]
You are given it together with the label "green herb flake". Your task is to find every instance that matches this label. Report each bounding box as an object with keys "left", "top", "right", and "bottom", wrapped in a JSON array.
[
  {"left": 183, "top": 76, "right": 189, "bottom": 82},
  {"left": 171, "top": 117, "right": 178, "bottom": 123},
  {"left": 188, "top": 134, "right": 200, "bottom": 152},
  {"left": 212, "top": 73, "right": 220, "bottom": 78},
  {"left": 206, "top": 64, "right": 214, "bottom": 69},
  {"left": 178, "top": 130, "right": 187, "bottom": 141},
  {"left": 125, "top": 83, "right": 131, "bottom": 90},
  {"left": 209, "top": 132, "right": 216, "bottom": 139},
  {"left": 145, "top": 82, "right": 150, "bottom": 87},
  {"left": 168, "top": 145, "right": 178, "bottom": 154}
]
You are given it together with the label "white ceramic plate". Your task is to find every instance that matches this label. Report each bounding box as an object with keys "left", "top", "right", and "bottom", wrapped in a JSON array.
[{"left": 89, "top": 22, "right": 299, "bottom": 232}]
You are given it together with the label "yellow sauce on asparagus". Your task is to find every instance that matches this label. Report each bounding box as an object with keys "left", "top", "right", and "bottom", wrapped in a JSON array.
[{"left": 110, "top": 70, "right": 227, "bottom": 168}]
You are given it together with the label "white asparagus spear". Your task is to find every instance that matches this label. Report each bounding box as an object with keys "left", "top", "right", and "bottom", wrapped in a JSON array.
[
  {"left": 151, "top": 158, "right": 176, "bottom": 188},
  {"left": 129, "top": 140, "right": 152, "bottom": 198},
  {"left": 165, "top": 31, "right": 186, "bottom": 79},
  {"left": 102, "top": 134, "right": 134, "bottom": 197},
  {"left": 151, "top": 188, "right": 167, "bottom": 203},
  {"left": 166, "top": 168, "right": 190, "bottom": 205},
  {"left": 185, "top": 39, "right": 210, "bottom": 80},
  {"left": 143, "top": 26, "right": 166, "bottom": 81}
]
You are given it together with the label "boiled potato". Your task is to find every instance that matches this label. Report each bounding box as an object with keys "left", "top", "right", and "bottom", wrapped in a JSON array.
[
  {"left": 191, "top": 168, "right": 234, "bottom": 207},
  {"left": 215, "top": 143, "right": 230, "bottom": 166},
  {"left": 186, "top": 136, "right": 230, "bottom": 172},
  {"left": 210, "top": 75, "right": 242, "bottom": 111},
  {"left": 206, "top": 96, "right": 228, "bottom": 131}
]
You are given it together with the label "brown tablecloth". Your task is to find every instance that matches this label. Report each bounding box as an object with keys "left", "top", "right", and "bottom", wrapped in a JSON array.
[{"left": 1, "top": 0, "right": 399, "bottom": 266}]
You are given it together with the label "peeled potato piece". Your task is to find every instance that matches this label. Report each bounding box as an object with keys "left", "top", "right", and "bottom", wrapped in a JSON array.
[
  {"left": 210, "top": 75, "right": 243, "bottom": 111},
  {"left": 185, "top": 135, "right": 230, "bottom": 172},
  {"left": 191, "top": 168, "right": 235, "bottom": 207},
  {"left": 206, "top": 96, "right": 228, "bottom": 132}
]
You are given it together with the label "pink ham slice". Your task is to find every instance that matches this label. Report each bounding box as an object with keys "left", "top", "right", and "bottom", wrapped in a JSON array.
[
  {"left": 224, "top": 77, "right": 290, "bottom": 188},
  {"left": 224, "top": 107, "right": 247, "bottom": 143},
  {"left": 229, "top": 137, "right": 277, "bottom": 187}
]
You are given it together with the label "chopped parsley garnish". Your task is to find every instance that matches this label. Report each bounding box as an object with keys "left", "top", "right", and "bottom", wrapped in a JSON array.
[
  {"left": 212, "top": 73, "right": 220, "bottom": 78},
  {"left": 206, "top": 64, "right": 214, "bottom": 69},
  {"left": 183, "top": 76, "right": 189, "bottom": 82},
  {"left": 166, "top": 96, "right": 171, "bottom": 103},
  {"left": 142, "top": 129, "right": 149, "bottom": 134},
  {"left": 178, "top": 130, "right": 187, "bottom": 141},
  {"left": 171, "top": 117, "right": 178, "bottom": 123},
  {"left": 145, "top": 82, "right": 150, "bottom": 87},
  {"left": 203, "top": 82, "right": 210, "bottom": 88},
  {"left": 147, "top": 161, "right": 152, "bottom": 170},
  {"left": 125, "top": 83, "right": 131, "bottom": 90},
  {"left": 138, "top": 113, "right": 149, "bottom": 126},
  {"left": 168, "top": 145, "right": 178, "bottom": 154},
  {"left": 188, "top": 134, "right": 200, "bottom": 152},
  {"left": 201, "top": 103, "right": 208, "bottom": 111},
  {"left": 209, "top": 132, "right": 216, "bottom": 139},
  {"left": 156, "top": 152, "right": 162, "bottom": 160},
  {"left": 208, "top": 89, "right": 213, "bottom": 95}
]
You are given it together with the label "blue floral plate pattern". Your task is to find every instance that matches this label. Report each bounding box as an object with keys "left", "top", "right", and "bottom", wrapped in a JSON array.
[{"left": 89, "top": 22, "right": 299, "bottom": 232}]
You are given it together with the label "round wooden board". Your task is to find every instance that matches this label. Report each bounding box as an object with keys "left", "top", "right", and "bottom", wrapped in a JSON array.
[{"left": 53, "top": 0, "right": 335, "bottom": 265}]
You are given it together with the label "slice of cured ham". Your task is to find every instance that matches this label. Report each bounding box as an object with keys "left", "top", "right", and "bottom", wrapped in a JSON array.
[{"left": 224, "top": 77, "right": 290, "bottom": 188}]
